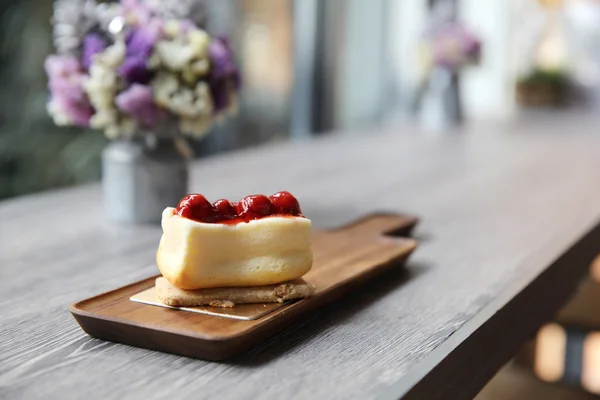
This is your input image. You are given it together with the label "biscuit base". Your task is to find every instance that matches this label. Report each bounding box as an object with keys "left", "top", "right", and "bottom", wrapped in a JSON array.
[{"left": 155, "top": 276, "right": 316, "bottom": 307}]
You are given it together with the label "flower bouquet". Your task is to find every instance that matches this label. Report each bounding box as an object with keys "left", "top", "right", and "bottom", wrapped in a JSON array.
[
  {"left": 45, "top": 0, "right": 241, "bottom": 223},
  {"left": 422, "top": 23, "right": 481, "bottom": 73},
  {"left": 46, "top": 0, "right": 240, "bottom": 143},
  {"left": 415, "top": 4, "right": 482, "bottom": 130}
]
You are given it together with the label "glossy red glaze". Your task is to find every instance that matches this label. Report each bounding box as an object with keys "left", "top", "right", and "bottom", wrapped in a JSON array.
[
  {"left": 176, "top": 194, "right": 216, "bottom": 222},
  {"left": 237, "top": 194, "right": 273, "bottom": 217},
  {"left": 213, "top": 199, "right": 236, "bottom": 218},
  {"left": 175, "top": 192, "right": 304, "bottom": 224},
  {"left": 270, "top": 191, "right": 301, "bottom": 214}
]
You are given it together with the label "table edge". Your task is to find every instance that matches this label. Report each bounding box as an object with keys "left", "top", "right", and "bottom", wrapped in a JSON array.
[{"left": 377, "top": 217, "right": 600, "bottom": 400}]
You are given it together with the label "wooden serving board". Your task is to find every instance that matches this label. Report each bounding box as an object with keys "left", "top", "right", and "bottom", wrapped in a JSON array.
[{"left": 70, "top": 213, "right": 418, "bottom": 360}]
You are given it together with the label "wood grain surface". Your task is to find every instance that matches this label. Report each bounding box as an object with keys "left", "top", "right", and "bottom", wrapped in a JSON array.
[
  {"left": 71, "top": 214, "right": 417, "bottom": 360},
  {"left": 3, "top": 113, "right": 600, "bottom": 399}
]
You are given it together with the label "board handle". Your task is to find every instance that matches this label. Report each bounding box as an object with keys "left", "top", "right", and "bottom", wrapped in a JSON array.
[{"left": 338, "top": 212, "right": 418, "bottom": 237}]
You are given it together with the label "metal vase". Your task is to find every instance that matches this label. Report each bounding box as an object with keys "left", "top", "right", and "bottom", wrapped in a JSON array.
[
  {"left": 101, "top": 139, "right": 188, "bottom": 224},
  {"left": 419, "top": 67, "right": 463, "bottom": 132}
]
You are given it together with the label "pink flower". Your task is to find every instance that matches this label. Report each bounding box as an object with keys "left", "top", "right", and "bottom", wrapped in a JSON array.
[
  {"left": 179, "top": 19, "right": 197, "bottom": 34},
  {"left": 45, "top": 55, "right": 80, "bottom": 77},
  {"left": 431, "top": 24, "right": 481, "bottom": 70},
  {"left": 44, "top": 55, "right": 94, "bottom": 126},
  {"left": 115, "top": 83, "right": 164, "bottom": 126},
  {"left": 50, "top": 95, "right": 95, "bottom": 126}
]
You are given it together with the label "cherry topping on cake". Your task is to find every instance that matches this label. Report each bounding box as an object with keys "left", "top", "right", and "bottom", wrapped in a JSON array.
[
  {"left": 175, "top": 192, "right": 304, "bottom": 224},
  {"left": 270, "top": 191, "right": 301, "bottom": 214},
  {"left": 213, "top": 199, "right": 236, "bottom": 218},
  {"left": 176, "top": 194, "right": 217, "bottom": 221},
  {"left": 238, "top": 194, "right": 273, "bottom": 217}
]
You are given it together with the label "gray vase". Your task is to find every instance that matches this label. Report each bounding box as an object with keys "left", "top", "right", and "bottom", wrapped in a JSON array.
[
  {"left": 419, "top": 67, "right": 463, "bottom": 132},
  {"left": 101, "top": 139, "right": 188, "bottom": 224}
]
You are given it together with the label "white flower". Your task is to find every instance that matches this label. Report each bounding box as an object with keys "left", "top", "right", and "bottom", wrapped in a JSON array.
[
  {"left": 152, "top": 72, "right": 179, "bottom": 107},
  {"left": 193, "top": 81, "right": 213, "bottom": 115},
  {"left": 179, "top": 115, "right": 212, "bottom": 138},
  {"left": 154, "top": 40, "right": 195, "bottom": 71},
  {"left": 164, "top": 20, "right": 181, "bottom": 38},
  {"left": 104, "top": 125, "right": 120, "bottom": 139},
  {"left": 90, "top": 110, "right": 137, "bottom": 139},
  {"left": 87, "top": 63, "right": 118, "bottom": 88},
  {"left": 47, "top": 100, "right": 73, "bottom": 126},
  {"left": 169, "top": 89, "right": 195, "bottom": 117},
  {"left": 84, "top": 65, "right": 117, "bottom": 111},
  {"left": 148, "top": 52, "right": 162, "bottom": 69},
  {"left": 152, "top": 72, "right": 213, "bottom": 119},
  {"left": 181, "top": 59, "right": 209, "bottom": 83},
  {"left": 90, "top": 109, "right": 118, "bottom": 129},
  {"left": 84, "top": 82, "right": 116, "bottom": 110},
  {"left": 188, "top": 30, "right": 209, "bottom": 57},
  {"left": 96, "top": 39, "right": 126, "bottom": 67},
  {"left": 152, "top": 29, "right": 209, "bottom": 73},
  {"left": 177, "top": 83, "right": 215, "bottom": 138},
  {"left": 81, "top": 40, "right": 130, "bottom": 138},
  {"left": 190, "top": 58, "right": 209, "bottom": 74},
  {"left": 118, "top": 117, "right": 137, "bottom": 137}
]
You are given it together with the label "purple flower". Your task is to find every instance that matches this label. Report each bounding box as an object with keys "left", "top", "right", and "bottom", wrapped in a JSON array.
[
  {"left": 207, "top": 79, "right": 230, "bottom": 114},
  {"left": 119, "top": 57, "right": 152, "bottom": 84},
  {"left": 119, "top": 24, "right": 163, "bottom": 83},
  {"left": 208, "top": 37, "right": 239, "bottom": 82},
  {"left": 126, "top": 24, "right": 162, "bottom": 58},
  {"left": 82, "top": 33, "right": 107, "bottom": 69},
  {"left": 44, "top": 55, "right": 94, "bottom": 126},
  {"left": 115, "top": 83, "right": 164, "bottom": 126},
  {"left": 208, "top": 37, "right": 240, "bottom": 113}
]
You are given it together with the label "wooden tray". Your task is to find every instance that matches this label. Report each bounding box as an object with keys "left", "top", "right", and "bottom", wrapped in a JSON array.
[{"left": 70, "top": 213, "right": 418, "bottom": 360}]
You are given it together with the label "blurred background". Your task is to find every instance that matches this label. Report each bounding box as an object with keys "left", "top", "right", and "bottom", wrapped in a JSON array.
[{"left": 3, "top": 0, "right": 600, "bottom": 200}]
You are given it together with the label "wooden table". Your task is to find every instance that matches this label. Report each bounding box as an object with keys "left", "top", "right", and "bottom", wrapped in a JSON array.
[{"left": 3, "top": 113, "right": 600, "bottom": 399}]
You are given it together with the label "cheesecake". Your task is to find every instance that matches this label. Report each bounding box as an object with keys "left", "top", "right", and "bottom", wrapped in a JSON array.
[{"left": 156, "top": 192, "right": 313, "bottom": 291}]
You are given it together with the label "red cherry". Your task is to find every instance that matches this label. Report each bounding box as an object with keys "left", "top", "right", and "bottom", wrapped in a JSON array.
[
  {"left": 177, "top": 207, "right": 195, "bottom": 219},
  {"left": 270, "top": 191, "right": 301, "bottom": 215},
  {"left": 238, "top": 194, "right": 273, "bottom": 217},
  {"left": 176, "top": 192, "right": 303, "bottom": 224},
  {"left": 177, "top": 194, "right": 213, "bottom": 209},
  {"left": 177, "top": 194, "right": 201, "bottom": 209},
  {"left": 213, "top": 199, "right": 236, "bottom": 218},
  {"left": 176, "top": 194, "right": 216, "bottom": 222},
  {"left": 235, "top": 201, "right": 244, "bottom": 215}
]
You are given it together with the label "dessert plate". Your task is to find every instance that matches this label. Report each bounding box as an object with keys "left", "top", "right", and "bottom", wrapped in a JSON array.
[{"left": 70, "top": 213, "right": 418, "bottom": 360}]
